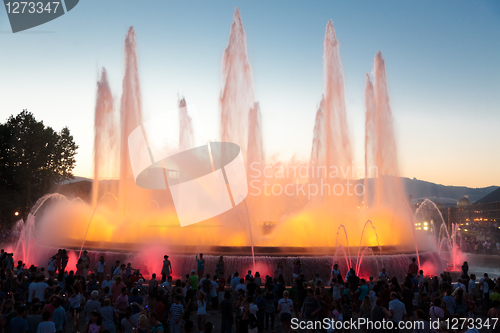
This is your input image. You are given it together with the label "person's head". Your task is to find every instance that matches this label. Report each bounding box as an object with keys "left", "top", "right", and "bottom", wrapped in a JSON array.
[
  {"left": 191, "top": 269, "right": 196, "bottom": 275},
  {"left": 149, "top": 312, "right": 159, "bottom": 325},
  {"left": 382, "top": 267, "right": 386, "bottom": 273},
  {"left": 103, "top": 298, "right": 111, "bottom": 307},
  {"left": 17, "top": 304, "right": 27, "bottom": 318},
  {"left": 485, "top": 273, "right": 489, "bottom": 278},
  {"left": 99, "top": 256, "right": 104, "bottom": 262},
  {"left": 199, "top": 253, "right": 203, "bottom": 258},
  {"left": 174, "top": 295, "right": 182, "bottom": 303},
  {"left": 306, "top": 288, "right": 314, "bottom": 297},
  {"left": 138, "top": 315, "right": 148, "bottom": 328},
  {"left": 375, "top": 298, "right": 383, "bottom": 307},
  {"left": 239, "top": 278, "right": 244, "bottom": 284},
  {"left": 152, "top": 273, "right": 156, "bottom": 279},
  {"left": 412, "top": 258, "right": 416, "bottom": 263},
  {"left": 362, "top": 296, "right": 370, "bottom": 308},
  {"left": 42, "top": 311, "right": 51, "bottom": 321},
  {"left": 121, "top": 287, "right": 128, "bottom": 295},
  {"left": 416, "top": 309, "right": 425, "bottom": 320},
  {"left": 419, "top": 270, "right": 423, "bottom": 275},
  {"left": 3, "top": 299, "right": 13, "bottom": 311},
  {"left": 283, "top": 290, "right": 289, "bottom": 299},
  {"left": 164, "top": 255, "right": 169, "bottom": 260},
  {"left": 91, "top": 310, "right": 101, "bottom": 323},
  {"left": 434, "top": 298, "right": 441, "bottom": 307},
  {"left": 255, "top": 272, "right": 260, "bottom": 277},
  {"left": 471, "top": 274, "right": 476, "bottom": 280},
  {"left": 204, "top": 322, "right": 213, "bottom": 333},
  {"left": 120, "top": 264, "right": 126, "bottom": 269},
  {"left": 390, "top": 292, "right": 398, "bottom": 300},
  {"left": 125, "top": 306, "right": 133, "bottom": 319},
  {"left": 91, "top": 290, "right": 99, "bottom": 300},
  {"left": 334, "top": 264, "right": 338, "bottom": 269},
  {"left": 224, "top": 291, "right": 231, "bottom": 300}
]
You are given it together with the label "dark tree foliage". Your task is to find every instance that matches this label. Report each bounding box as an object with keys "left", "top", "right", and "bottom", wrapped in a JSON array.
[{"left": 0, "top": 110, "right": 78, "bottom": 224}]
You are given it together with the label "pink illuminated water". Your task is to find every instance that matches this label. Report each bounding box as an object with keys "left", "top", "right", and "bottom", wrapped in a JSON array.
[{"left": 220, "top": 8, "right": 256, "bottom": 161}]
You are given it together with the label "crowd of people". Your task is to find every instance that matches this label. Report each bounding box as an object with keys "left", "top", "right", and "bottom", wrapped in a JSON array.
[{"left": 0, "top": 250, "right": 498, "bottom": 333}]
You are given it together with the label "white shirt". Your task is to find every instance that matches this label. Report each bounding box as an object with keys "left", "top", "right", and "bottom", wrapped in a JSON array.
[
  {"left": 235, "top": 284, "right": 247, "bottom": 293},
  {"left": 197, "top": 300, "right": 207, "bottom": 315},
  {"left": 278, "top": 298, "right": 293, "bottom": 314},
  {"left": 210, "top": 281, "right": 218, "bottom": 298},
  {"left": 101, "top": 280, "right": 115, "bottom": 294},
  {"left": 331, "top": 284, "right": 342, "bottom": 300},
  {"left": 33, "top": 282, "right": 49, "bottom": 301},
  {"left": 97, "top": 262, "right": 106, "bottom": 274},
  {"left": 389, "top": 299, "right": 406, "bottom": 322},
  {"left": 28, "top": 282, "right": 36, "bottom": 302},
  {"left": 480, "top": 278, "right": 489, "bottom": 293},
  {"left": 379, "top": 272, "right": 388, "bottom": 280},
  {"left": 468, "top": 280, "right": 476, "bottom": 292},
  {"left": 48, "top": 259, "right": 57, "bottom": 272},
  {"left": 113, "top": 267, "right": 123, "bottom": 276},
  {"left": 429, "top": 305, "right": 444, "bottom": 322},
  {"left": 36, "top": 321, "right": 56, "bottom": 333},
  {"left": 249, "top": 303, "right": 258, "bottom": 316}
]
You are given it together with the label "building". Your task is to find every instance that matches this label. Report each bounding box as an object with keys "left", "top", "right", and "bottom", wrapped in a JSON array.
[{"left": 448, "top": 188, "right": 500, "bottom": 239}]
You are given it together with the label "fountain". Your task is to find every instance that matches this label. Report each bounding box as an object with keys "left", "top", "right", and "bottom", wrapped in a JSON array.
[
  {"left": 10, "top": 9, "right": 444, "bottom": 283},
  {"left": 415, "top": 198, "right": 464, "bottom": 271}
]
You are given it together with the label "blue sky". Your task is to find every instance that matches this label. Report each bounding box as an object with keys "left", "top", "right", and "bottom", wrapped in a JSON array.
[{"left": 0, "top": 0, "right": 499, "bottom": 188}]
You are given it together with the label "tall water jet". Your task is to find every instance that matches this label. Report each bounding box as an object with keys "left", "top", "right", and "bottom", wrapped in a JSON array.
[
  {"left": 119, "top": 27, "right": 149, "bottom": 213},
  {"left": 220, "top": 8, "right": 256, "bottom": 160},
  {"left": 372, "top": 51, "right": 402, "bottom": 205},
  {"left": 323, "top": 20, "right": 352, "bottom": 187},
  {"left": 310, "top": 96, "right": 326, "bottom": 167},
  {"left": 309, "top": 96, "right": 326, "bottom": 199},
  {"left": 178, "top": 97, "right": 195, "bottom": 152},
  {"left": 93, "top": 68, "right": 118, "bottom": 207},
  {"left": 364, "top": 74, "right": 376, "bottom": 206},
  {"left": 247, "top": 102, "right": 264, "bottom": 169}
]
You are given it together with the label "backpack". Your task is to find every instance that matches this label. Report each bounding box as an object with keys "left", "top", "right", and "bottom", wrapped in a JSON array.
[{"left": 487, "top": 279, "right": 495, "bottom": 289}]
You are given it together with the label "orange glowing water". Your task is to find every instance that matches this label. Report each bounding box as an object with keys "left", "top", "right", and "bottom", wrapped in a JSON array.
[{"left": 31, "top": 11, "right": 419, "bottom": 256}]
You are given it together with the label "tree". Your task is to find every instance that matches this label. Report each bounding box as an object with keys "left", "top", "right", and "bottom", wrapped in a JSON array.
[{"left": 0, "top": 110, "right": 78, "bottom": 225}]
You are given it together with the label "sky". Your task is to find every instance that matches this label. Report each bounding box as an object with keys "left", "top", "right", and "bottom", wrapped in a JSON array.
[{"left": 0, "top": 0, "right": 499, "bottom": 188}]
